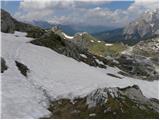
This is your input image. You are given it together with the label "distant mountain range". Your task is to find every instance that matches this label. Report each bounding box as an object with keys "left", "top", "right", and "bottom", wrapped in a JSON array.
[
  {"left": 30, "top": 20, "right": 115, "bottom": 36},
  {"left": 94, "top": 9, "right": 159, "bottom": 45}
]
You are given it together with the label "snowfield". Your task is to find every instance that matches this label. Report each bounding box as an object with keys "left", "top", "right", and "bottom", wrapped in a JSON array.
[{"left": 1, "top": 32, "right": 159, "bottom": 118}]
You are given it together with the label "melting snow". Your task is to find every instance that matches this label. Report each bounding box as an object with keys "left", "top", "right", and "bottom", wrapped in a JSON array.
[
  {"left": 14, "top": 31, "right": 27, "bottom": 37},
  {"left": 90, "top": 40, "right": 94, "bottom": 43},
  {"left": 1, "top": 32, "right": 159, "bottom": 118},
  {"left": 105, "top": 43, "right": 113, "bottom": 46},
  {"left": 121, "top": 46, "right": 133, "bottom": 55},
  {"left": 95, "top": 59, "right": 104, "bottom": 65},
  {"left": 150, "top": 23, "right": 154, "bottom": 27},
  {"left": 89, "top": 113, "right": 96, "bottom": 117},
  {"left": 80, "top": 54, "right": 87, "bottom": 59},
  {"left": 62, "top": 32, "right": 74, "bottom": 39}
]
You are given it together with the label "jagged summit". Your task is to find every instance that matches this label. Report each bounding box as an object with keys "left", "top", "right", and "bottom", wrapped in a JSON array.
[
  {"left": 123, "top": 9, "right": 159, "bottom": 40},
  {"left": 94, "top": 9, "right": 159, "bottom": 44}
]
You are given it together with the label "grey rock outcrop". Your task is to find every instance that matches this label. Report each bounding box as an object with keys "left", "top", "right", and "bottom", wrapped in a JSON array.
[
  {"left": 46, "top": 85, "right": 159, "bottom": 119},
  {"left": 86, "top": 85, "right": 158, "bottom": 112}
]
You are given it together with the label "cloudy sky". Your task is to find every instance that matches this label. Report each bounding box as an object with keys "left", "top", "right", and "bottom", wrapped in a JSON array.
[{"left": 1, "top": 0, "right": 159, "bottom": 27}]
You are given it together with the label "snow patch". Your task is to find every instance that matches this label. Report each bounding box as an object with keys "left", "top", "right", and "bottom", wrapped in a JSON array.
[
  {"left": 62, "top": 32, "right": 74, "bottom": 39},
  {"left": 89, "top": 113, "right": 96, "bottom": 117},
  {"left": 14, "top": 31, "right": 27, "bottom": 37},
  {"left": 121, "top": 47, "right": 133, "bottom": 55},
  {"left": 90, "top": 40, "right": 94, "bottom": 43},
  {"left": 105, "top": 43, "right": 113, "bottom": 46},
  {"left": 150, "top": 23, "right": 154, "bottom": 27},
  {"left": 80, "top": 54, "right": 87, "bottom": 59},
  {"left": 95, "top": 59, "right": 104, "bottom": 65}
]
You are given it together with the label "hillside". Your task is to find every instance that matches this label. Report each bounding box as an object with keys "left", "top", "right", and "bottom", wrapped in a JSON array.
[{"left": 52, "top": 27, "right": 127, "bottom": 57}]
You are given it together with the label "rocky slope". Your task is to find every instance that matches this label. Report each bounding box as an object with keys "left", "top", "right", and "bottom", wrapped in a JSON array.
[
  {"left": 45, "top": 85, "right": 158, "bottom": 119},
  {"left": 94, "top": 9, "right": 159, "bottom": 44},
  {"left": 52, "top": 27, "right": 127, "bottom": 57},
  {"left": 116, "top": 37, "right": 159, "bottom": 80}
]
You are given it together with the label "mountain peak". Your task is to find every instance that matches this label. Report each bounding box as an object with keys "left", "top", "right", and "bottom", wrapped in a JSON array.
[{"left": 123, "top": 9, "right": 159, "bottom": 39}]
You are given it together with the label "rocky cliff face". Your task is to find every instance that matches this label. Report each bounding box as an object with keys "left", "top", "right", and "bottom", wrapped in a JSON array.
[
  {"left": 45, "top": 85, "right": 159, "bottom": 119},
  {"left": 94, "top": 9, "right": 159, "bottom": 44},
  {"left": 123, "top": 9, "right": 159, "bottom": 40},
  {"left": 1, "top": 9, "right": 45, "bottom": 38}
]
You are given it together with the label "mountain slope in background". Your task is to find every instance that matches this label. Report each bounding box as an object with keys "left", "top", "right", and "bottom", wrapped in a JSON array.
[{"left": 94, "top": 9, "right": 159, "bottom": 44}]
